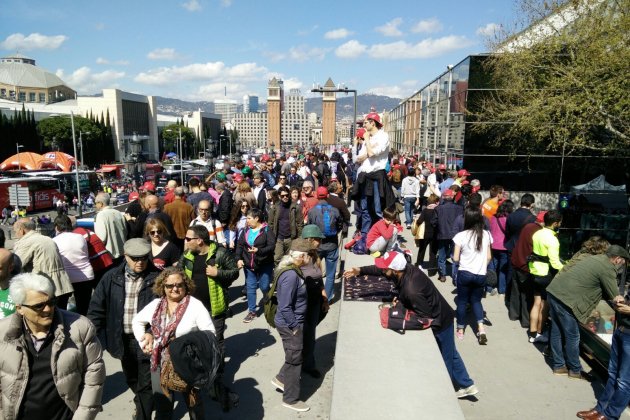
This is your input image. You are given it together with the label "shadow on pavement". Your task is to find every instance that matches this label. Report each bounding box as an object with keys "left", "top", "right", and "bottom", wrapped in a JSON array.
[
  {"left": 302, "top": 330, "right": 338, "bottom": 401},
  {"left": 101, "top": 371, "right": 128, "bottom": 405},
  {"left": 223, "top": 328, "right": 277, "bottom": 385}
]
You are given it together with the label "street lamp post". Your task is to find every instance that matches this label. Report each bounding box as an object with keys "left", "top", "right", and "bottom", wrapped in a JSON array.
[
  {"left": 79, "top": 131, "right": 91, "bottom": 170},
  {"left": 70, "top": 112, "right": 83, "bottom": 217},
  {"left": 311, "top": 84, "right": 357, "bottom": 145},
  {"left": 16, "top": 143, "right": 24, "bottom": 170}
]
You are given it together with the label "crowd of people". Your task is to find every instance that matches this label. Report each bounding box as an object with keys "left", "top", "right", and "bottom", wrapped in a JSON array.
[{"left": 0, "top": 108, "right": 628, "bottom": 419}]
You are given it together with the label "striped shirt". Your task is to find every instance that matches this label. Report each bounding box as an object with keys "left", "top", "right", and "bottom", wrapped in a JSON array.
[{"left": 123, "top": 270, "right": 144, "bottom": 334}]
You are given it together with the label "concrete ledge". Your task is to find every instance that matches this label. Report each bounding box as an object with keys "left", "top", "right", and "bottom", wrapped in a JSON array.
[{"left": 330, "top": 252, "right": 465, "bottom": 420}]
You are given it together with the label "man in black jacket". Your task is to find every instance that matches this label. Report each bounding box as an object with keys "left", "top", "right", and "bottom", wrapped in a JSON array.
[
  {"left": 343, "top": 251, "right": 479, "bottom": 399},
  {"left": 504, "top": 193, "right": 536, "bottom": 252},
  {"left": 215, "top": 182, "right": 233, "bottom": 227},
  {"left": 88, "top": 238, "right": 158, "bottom": 420},
  {"left": 268, "top": 186, "right": 303, "bottom": 265}
]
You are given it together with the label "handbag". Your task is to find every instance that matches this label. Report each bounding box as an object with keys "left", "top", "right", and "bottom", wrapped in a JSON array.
[
  {"left": 160, "top": 358, "right": 190, "bottom": 393},
  {"left": 411, "top": 217, "right": 425, "bottom": 240},
  {"left": 379, "top": 302, "right": 434, "bottom": 331}
]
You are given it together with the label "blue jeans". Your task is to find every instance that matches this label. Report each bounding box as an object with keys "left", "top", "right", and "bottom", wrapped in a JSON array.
[
  {"left": 491, "top": 250, "right": 511, "bottom": 294},
  {"left": 456, "top": 270, "right": 486, "bottom": 328},
  {"left": 319, "top": 247, "right": 339, "bottom": 302},
  {"left": 403, "top": 197, "right": 416, "bottom": 225},
  {"left": 437, "top": 239, "right": 454, "bottom": 278},
  {"left": 433, "top": 323, "right": 474, "bottom": 390},
  {"left": 359, "top": 179, "right": 382, "bottom": 236},
  {"left": 596, "top": 328, "right": 630, "bottom": 420},
  {"left": 244, "top": 265, "right": 273, "bottom": 313},
  {"left": 547, "top": 294, "right": 582, "bottom": 373}
]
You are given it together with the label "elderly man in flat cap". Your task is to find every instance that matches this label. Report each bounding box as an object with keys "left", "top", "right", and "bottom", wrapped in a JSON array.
[{"left": 88, "top": 238, "right": 159, "bottom": 420}]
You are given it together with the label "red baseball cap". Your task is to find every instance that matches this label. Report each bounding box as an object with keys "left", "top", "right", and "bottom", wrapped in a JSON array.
[
  {"left": 356, "top": 128, "right": 366, "bottom": 139},
  {"left": 316, "top": 186, "right": 329, "bottom": 199},
  {"left": 375, "top": 251, "right": 407, "bottom": 271},
  {"left": 129, "top": 192, "right": 140, "bottom": 201},
  {"left": 438, "top": 164, "right": 446, "bottom": 170},
  {"left": 443, "top": 189, "right": 456, "bottom": 199},
  {"left": 458, "top": 169, "right": 471, "bottom": 177},
  {"left": 535, "top": 211, "right": 547, "bottom": 224},
  {"left": 141, "top": 181, "right": 156, "bottom": 192},
  {"left": 365, "top": 112, "right": 382, "bottom": 127}
]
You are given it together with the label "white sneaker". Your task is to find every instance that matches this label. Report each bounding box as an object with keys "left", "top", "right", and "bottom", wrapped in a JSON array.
[
  {"left": 270, "top": 376, "right": 284, "bottom": 392},
  {"left": 282, "top": 400, "right": 310, "bottom": 412},
  {"left": 455, "top": 384, "right": 479, "bottom": 399}
]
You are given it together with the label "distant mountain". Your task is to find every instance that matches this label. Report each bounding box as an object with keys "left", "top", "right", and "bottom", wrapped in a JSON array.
[{"left": 155, "top": 93, "right": 401, "bottom": 119}]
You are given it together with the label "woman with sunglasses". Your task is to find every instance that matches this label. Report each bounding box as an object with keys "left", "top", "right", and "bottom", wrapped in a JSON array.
[
  {"left": 132, "top": 267, "right": 215, "bottom": 419},
  {"left": 226, "top": 200, "right": 250, "bottom": 251},
  {"left": 145, "top": 218, "right": 181, "bottom": 271}
]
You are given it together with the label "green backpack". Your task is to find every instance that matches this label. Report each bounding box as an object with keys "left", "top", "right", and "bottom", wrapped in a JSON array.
[{"left": 264, "top": 264, "right": 303, "bottom": 328}]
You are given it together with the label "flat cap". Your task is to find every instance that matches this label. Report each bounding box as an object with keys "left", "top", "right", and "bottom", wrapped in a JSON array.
[
  {"left": 608, "top": 245, "right": 630, "bottom": 260},
  {"left": 124, "top": 238, "right": 151, "bottom": 257}
]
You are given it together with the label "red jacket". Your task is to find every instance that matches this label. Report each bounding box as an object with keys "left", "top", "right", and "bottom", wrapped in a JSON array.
[{"left": 367, "top": 219, "right": 396, "bottom": 248}]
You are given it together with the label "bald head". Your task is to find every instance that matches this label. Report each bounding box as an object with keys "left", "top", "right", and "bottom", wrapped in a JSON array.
[
  {"left": 145, "top": 195, "right": 159, "bottom": 210},
  {"left": 0, "top": 249, "right": 14, "bottom": 286}
]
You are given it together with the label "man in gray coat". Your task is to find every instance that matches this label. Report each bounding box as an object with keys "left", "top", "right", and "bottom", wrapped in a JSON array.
[
  {"left": 0, "top": 272, "right": 105, "bottom": 419},
  {"left": 12, "top": 218, "right": 74, "bottom": 309}
]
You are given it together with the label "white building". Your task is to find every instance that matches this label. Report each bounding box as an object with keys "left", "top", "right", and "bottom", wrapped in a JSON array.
[
  {"left": 213, "top": 99, "right": 238, "bottom": 127},
  {"left": 281, "top": 89, "right": 310, "bottom": 150},
  {"left": 233, "top": 112, "right": 267, "bottom": 151}
]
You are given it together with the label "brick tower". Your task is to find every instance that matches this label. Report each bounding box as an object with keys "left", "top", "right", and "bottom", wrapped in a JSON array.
[
  {"left": 322, "top": 77, "right": 336, "bottom": 148},
  {"left": 266, "top": 77, "right": 283, "bottom": 151}
]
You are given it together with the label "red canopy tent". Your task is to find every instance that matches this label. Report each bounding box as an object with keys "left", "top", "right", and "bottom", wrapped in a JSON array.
[
  {"left": 0, "top": 152, "right": 44, "bottom": 171},
  {"left": 39, "top": 152, "right": 77, "bottom": 172}
]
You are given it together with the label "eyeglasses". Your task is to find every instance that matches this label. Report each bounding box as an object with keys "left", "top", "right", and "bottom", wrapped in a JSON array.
[
  {"left": 184, "top": 237, "right": 199, "bottom": 242},
  {"left": 198, "top": 208, "right": 210, "bottom": 212},
  {"left": 129, "top": 255, "right": 148, "bottom": 262},
  {"left": 280, "top": 194, "right": 289, "bottom": 198},
  {"left": 149, "top": 230, "right": 162, "bottom": 236},
  {"left": 241, "top": 204, "right": 249, "bottom": 208},
  {"left": 164, "top": 282, "right": 186, "bottom": 290},
  {"left": 21, "top": 297, "right": 57, "bottom": 313}
]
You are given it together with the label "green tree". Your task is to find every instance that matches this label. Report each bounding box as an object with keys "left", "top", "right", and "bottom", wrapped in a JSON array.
[
  {"left": 162, "top": 123, "right": 195, "bottom": 159},
  {"left": 37, "top": 115, "right": 108, "bottom": 166},
  {"left": 473, "top": 0, "right": 630, "bottom": 156}
]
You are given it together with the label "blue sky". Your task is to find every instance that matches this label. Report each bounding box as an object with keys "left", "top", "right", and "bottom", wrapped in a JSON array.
[{"left": 1, "top": 0, "right": 515, "bottom": 102}]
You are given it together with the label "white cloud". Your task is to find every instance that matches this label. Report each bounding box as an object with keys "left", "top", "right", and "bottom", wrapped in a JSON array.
[
  {"left": 282, "top": 77, "right": 303, "bottom": 91},
  {"left": 0, "top": 32, "right": 67, "bottom": 51},
  {"left": 147, "top": 48, "right": 178, "bottom": 60},
  {"left": 56, "top": 67, "right": 125, "bottom": 94},
  {"left": 262, "top": 51, "right": 286, "bottom": 62},
  {"left": 96, "top": 57, "right": 129, "bottom": 65},
  {"left": 367, "top": 35, "right": 475, "bottom": 59},
  {"left": 297, "top": 25, "right": 319, "bottom": 37},
  {"left": 375, "top": 18, "right": 403, "bottom": 37},
  {"left": 288, "top": 45, "right": 328, "bottom": 62},
  {"left": 335, "top": 40, "right": 367, "bottom": 58},
  {"left": 411, "top": 18, "right": 443, "bottom": 34},
  {"left": 135, "top": 61, "right": 268, "bottom": 86},
  {"left": 220, "top": 0, "right": 232, "bottom": 6},
  {"left": 366, "top": 80, "right": 418, "bottom": 99},
  {"left": 182, "top": 0, "right": 202, "bottom": 12},
  {"left": 324, "top": 28, "right": 353, "bottom": 40},
  {"left": 476, "top": 23, "right": 500, "bottom": 37}
]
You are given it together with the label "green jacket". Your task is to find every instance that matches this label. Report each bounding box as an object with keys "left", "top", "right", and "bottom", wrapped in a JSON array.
[
  {"left": 547, "top": 254, "right": 619, "bottom": 323},
  {"left": 529, "top": 227, "right": 563, "bottom": 276},
  {"left": 181, "top": 242, "right": 239, "bottom": 317}
]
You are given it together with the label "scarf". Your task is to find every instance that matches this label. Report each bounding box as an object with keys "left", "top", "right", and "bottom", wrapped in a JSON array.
[{"left": 150, "top": 295, "right": 190, "bottom": 371}]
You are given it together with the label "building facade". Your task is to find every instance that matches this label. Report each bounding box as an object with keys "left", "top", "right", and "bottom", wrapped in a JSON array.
[
  {"left": 281, "top": 89, "right": 309, "bottom": 150},
  {"left": 233, "top": 111, "right": 267, "bottom": 151},
  {"left": 213, "top": 99, "right": 238, "bottom": 127},
  {"left": 0, "top": 54, "right": 76, "bottom": 104},
  {"left": 266, "top": 77, "right": 283, "bottom": 151},
  {"left": 243, "top": 95, "right": 259, "bottom": 113}
]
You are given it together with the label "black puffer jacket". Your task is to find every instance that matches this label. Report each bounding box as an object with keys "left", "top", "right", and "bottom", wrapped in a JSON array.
[
  {"left": 87, "top": 263, "right": 158, "bottom": 359},
  {"left": 235, "top": 224, "right": 276, "bottom": 270}
]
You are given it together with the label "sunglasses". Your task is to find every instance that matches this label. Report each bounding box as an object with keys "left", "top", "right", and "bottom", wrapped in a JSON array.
[
  {"left": 164, "top": 282, "right": 186, "bottom": 290},
  {"left": 280, "top": 194, "right": 289, "bottom": 198},
  {"left": 184, "top": 237, "right": 199, "bottom": 242},
  {"left": 129, "top": 255, "right": 148, "bottom": 262},
  {"left": 279, "top": 177, "right": 286, "bottom": 180},
  {"left": 241, "top": 204, "right": 249, "bottom": 208},
  {"left": 21, "top": 297, "right": 57, "bottom": 312},
  {"left": 149, "top": 230, "right": 162, "bottom": 236}
]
